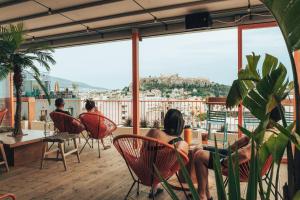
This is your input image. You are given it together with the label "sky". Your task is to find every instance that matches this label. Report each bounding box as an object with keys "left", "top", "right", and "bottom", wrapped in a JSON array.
[{"left": 48, "top": 27, "right": 291, "bottom": 90}]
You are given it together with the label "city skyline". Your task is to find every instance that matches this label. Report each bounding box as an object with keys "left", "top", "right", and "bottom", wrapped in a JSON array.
[{"left": 49, "top": 26, "right": 292, "bottom": 90}]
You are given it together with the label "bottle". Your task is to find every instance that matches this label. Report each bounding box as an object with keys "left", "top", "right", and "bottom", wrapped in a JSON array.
[{"left": 184, "top": 125, "right": 192, "bottom": 145}]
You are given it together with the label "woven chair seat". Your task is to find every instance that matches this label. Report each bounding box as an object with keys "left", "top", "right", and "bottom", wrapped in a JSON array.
[{"left": 43, "top": 132, "right": 79, "bottom": 143}]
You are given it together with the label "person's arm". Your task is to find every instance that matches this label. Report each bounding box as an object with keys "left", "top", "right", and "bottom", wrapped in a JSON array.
[
  {"left": 176, "top": 141, "right": 189, "bottom": 155},
  {"left": 228, "top": 136, "right": 250, "bottom": 152}
]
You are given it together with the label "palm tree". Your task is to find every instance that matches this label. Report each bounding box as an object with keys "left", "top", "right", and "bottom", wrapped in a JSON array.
[{"left": 0, "top": 23, "right": 55, "bottom": 136}]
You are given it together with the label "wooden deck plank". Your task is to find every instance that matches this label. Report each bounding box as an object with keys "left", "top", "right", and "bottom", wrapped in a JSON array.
[{"left": 0, "top": 137, "right": 287, "bottom": 200}]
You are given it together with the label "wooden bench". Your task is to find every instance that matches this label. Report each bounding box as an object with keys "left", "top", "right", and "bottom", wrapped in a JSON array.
[
  {"left": 41, "top": 132, "right": 80, "bottom": 171},
  {"left": 0, "top": 142, "right": 9, "bottom": 172}
]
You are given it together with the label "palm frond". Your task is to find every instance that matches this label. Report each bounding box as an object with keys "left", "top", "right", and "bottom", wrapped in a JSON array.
[
  {"left": 32, "top": 74, "right": 51, "bottom": 105},
  {"left": 0, "top": 66, "right": 11, "bottom": 80}
]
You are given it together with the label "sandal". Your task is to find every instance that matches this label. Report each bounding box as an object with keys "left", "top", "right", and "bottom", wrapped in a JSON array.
[
  {"left": 103, "top": 145, "right": 111, "bottom": 150},
  {"left": 148, "top": 188, "right": 164, "bottom": 198}
]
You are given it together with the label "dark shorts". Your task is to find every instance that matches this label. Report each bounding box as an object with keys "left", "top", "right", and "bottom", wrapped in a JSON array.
[{"left": 203, "top": 146, "right": 228, "bottom": 169}]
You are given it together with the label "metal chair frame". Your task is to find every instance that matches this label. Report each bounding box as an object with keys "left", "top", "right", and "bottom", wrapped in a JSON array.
[
  {"left": 79, "top": 112, "right": 117, "bottom": 158},
  {"left": 223, "top": 156, "right": 283, "bottom": 199},
  {"left": 206, "top": 110, "right": 228, "bottom": 147},
  {"left": 114, "top": 134, "right": 189, "bottom": 200}
]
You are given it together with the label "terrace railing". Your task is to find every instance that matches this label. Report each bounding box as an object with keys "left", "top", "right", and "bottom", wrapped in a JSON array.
[{"left": 6, "top": 97, "right": 295, "bottom": 134}]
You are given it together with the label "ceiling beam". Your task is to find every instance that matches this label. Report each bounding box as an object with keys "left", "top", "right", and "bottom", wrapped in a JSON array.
[
  {"left": 25, "top": 5, "right": 272, "bottom": 43},
  {"left": 0, "top": 0, "right": 123, "bottom": 26},
  {"left": 22, "top": 13, "right": 275, "bottom": 50},
  {"left": 0, "top": 0, "right": 29, "bottom": 9},
  {"left": 24, "top": 0, "right": 231, "bottom": 34}
]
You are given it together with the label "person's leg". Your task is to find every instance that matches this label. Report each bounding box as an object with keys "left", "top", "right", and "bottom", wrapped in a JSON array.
[
  {"left": 101, "top": 138, "right": 110, "bottom": 150},
  {"left": 194, "top": 149, "right": 211, "bottom": 200}
]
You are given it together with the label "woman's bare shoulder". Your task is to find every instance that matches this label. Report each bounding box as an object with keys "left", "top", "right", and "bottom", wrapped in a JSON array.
[{"left": 146, "top": 128, "right": 167, "bottom": 140}]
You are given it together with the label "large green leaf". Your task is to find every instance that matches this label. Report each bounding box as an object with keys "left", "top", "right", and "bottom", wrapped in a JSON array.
[
  {"left": 174, "top": 147, "right": 199, "bottom": 200},
  {"left": 262, "top": 54, "right": 278, "bottom": 77},
  {"left": 153, "top": 165, "right": 180, "bottom": 200},
  {"left": 227, "top": 147, "right": 241, "bottom": 200},
  {"left": 262, "top": 0, "right": 300, "bottom": 51},
  {"left": 213, "top": 138, "right": 227, "bottom": 200},
  {"left": 246, "top": 139, "right": 258, "bottom": 200}
]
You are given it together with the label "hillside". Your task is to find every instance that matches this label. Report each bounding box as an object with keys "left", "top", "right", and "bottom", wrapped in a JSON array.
[
  {"left": 48, "top": 76, "right": 107, "bottom": 91},
  {"left": 135, "top": 74, "right": 230, "bottom": 97}
]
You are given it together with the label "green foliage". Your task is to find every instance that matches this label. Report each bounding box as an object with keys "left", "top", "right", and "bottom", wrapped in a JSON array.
[
  {"left": 262, "top": 1, "right": 300, "bottom": 198},
  {"left": 263, "top": 0, "right": 300, "bottom": 52},
  {"left": 226, "top": 53, "right": 292, "bottom": 114},
  {"left": 197, "top": 113, "right": 207, "bottom": 121},
  {"left": 139, "top": 81, "right": 230, "bottom": 98},
  {"left": 140, "top": 119, "right": 149, "bottom": 128},
  {"left": 0, "top": 23, "right": 55, "bottom": 104},
  {"left": 152, "top": 120, "right": 161, "bottom": 129},
  {"left": 154, "top": 147, "right": 199, "bottom": 200},
  {"left": 123, "top": 117, "right": 132, "bottom": 127}
]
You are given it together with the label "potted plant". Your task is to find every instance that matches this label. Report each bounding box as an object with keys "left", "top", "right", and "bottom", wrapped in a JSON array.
[
  {"left": 0, "top": 23, "right": 55, "bottom": 136},
  {"left": 21, "top": 115, "right": 28, "bottom": 129}
]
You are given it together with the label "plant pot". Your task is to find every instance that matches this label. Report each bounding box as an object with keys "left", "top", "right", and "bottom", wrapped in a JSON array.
[{"left": 21, "top": 120, "right": 29, "bottom": 129}]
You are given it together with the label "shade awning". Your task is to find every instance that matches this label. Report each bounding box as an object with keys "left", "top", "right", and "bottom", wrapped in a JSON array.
[{"left": 0, "top": 0, "right": 275, "bottom": 48}]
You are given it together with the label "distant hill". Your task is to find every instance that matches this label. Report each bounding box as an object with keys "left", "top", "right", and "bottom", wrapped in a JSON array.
[
  {"left": 23, "top": 71, "right": 107, "bottom": 92},
  {"left": 48, "top": 76, "right": 107, "bottom": 92},
  {"left": 128, "top": 74, "right": 230, "bottom": 98}
]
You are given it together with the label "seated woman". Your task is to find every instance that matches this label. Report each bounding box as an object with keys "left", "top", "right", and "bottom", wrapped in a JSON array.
[
  {"left": 85, "top": 99, "right": 110, "bottom": 150},
  {"left": 145, "top": 109, "right": 188, "bottom": 198},
  {"left": 193, "top": 106, "right": 282, "bottom": 200}
]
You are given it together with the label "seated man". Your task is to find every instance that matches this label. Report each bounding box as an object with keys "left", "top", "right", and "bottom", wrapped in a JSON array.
[
  {"left": 54, "top": 98, "right": 70, "bottom": 115},
  {"left": 194, "top": 106, "right": 282, "bottom": 200}
]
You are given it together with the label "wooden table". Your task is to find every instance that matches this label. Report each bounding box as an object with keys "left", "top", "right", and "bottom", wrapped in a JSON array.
[{"left": 0, "top": 130, "right": 53, "bottom": 166}]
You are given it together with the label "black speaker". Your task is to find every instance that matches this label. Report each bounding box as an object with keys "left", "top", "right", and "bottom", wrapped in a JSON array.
[{"left": 185, "top": 12, "right": 212, "bottom": 29}]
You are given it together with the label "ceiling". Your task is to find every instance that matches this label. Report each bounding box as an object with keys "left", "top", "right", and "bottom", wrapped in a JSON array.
[{"left": 0, "top": 0, "right": 275, "bottom": 48}]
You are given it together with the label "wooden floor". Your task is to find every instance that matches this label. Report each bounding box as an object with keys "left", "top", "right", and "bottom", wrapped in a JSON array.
[
  {"left": 0, "top": 138, "right": 188, "bottom": 200},
  {"left": 0, "top": 137, "right": 287, "bottom": 200}
]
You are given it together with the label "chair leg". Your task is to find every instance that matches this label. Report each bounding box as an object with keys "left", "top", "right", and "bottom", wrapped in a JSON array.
[
  {"left": 137, "top": 179, "right": 140, "bottom": 195},
  {"left": 40, "top": 142, "right": 48, "bottom": 169},
  {"left": 56, "top": 148, "right": 60, "bottom": 160},
  {"left": 79, "top": 138, "right": 90, "bottom": 154},
  {"left": 0, "top": 143, "right": 9, "bottom": 172},
  {"left": 97, "top": 140, "right": 101, "bottom": 158},
  {"left": 59, "top": 142, "right": 68, "bottom": 171},
  {"left": 151, "top": 185, "right": 155, "bottom": 200},
  {"left": 73, "top": 138, "right": 80, "bottom": 163},
  {"left": 176, "top": 172, "right": 189, "bottom": 199},
  {"left": 125, "top": 180, "right": 137, "bottom": 200}
]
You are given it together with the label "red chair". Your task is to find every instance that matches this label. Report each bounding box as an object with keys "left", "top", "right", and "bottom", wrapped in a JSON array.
[
  {"left": 223, "top": 155, "right": 280, "bottom": 198},
  {"left": 0, "top": 193, "right": 16, "bottom": 200},
  {"left": 79, "top": 112, "right": 117, "bottom": 158},
  {"left": 113, "top": 134, "right": 189, "bottom": 199},
  {"left": 50, "top": 112, "right": 85, "bottom": 134},
  {"left": 0, "top": 108, "right": 8, "bottom": 126}
]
